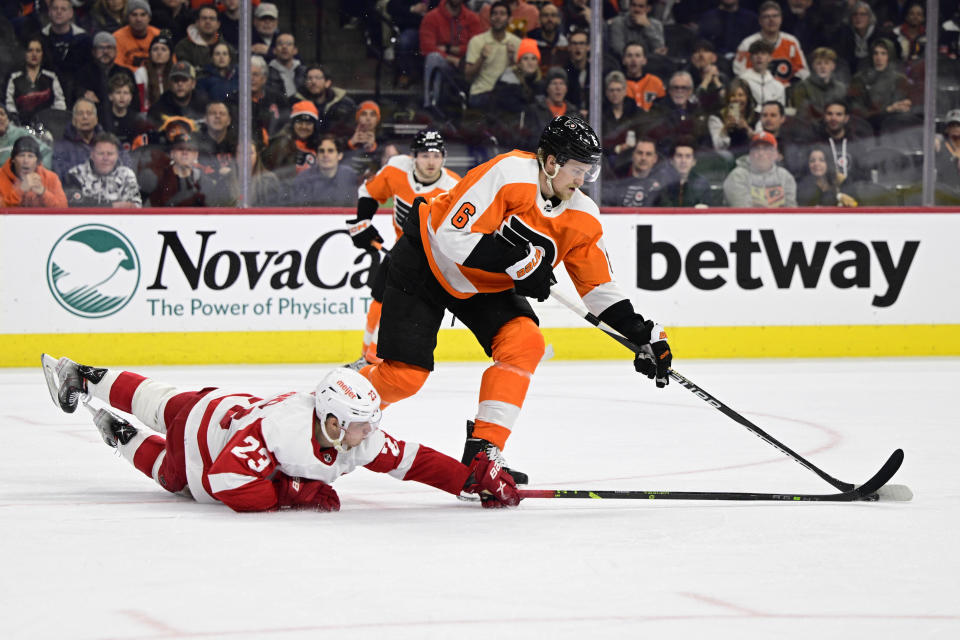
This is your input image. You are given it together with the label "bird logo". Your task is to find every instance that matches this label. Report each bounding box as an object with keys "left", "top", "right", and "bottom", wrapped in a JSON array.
[{"left": 46, "top": 224, "right": 140, "bottom": 318}]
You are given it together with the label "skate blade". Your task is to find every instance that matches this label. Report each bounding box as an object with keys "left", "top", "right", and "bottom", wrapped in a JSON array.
[{"left": 40, "top": 353, "right": 62, "bottom": 409}]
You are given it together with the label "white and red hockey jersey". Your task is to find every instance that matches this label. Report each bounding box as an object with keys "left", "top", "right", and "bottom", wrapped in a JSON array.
[
  {"left": 421, "top": 150, "right": 630, "bottom": 318},
  {"left": 358, "top": 154, "right": 461, "bottom": 238},
  {"left": 172, "top": 387, "right": 468, "bottom": 511}
]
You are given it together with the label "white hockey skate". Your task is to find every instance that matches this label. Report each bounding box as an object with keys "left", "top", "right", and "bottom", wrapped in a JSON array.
[
  {"left": 82, "top": 403, "right": 138, "bottom": 448},
  {"left": 40, "top": 354, "right": 104, "bottom": 413}
]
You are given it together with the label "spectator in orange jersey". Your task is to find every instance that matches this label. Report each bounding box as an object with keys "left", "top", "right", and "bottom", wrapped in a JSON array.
[
  {"left": 113, "top": 0, "right": 161, "bottom": 70},
  {"left": 0, "top": 136, "right": 68, "bottom": 207},
  {"left": 621, "top": 42, "right": 664, "bottom": 112}
]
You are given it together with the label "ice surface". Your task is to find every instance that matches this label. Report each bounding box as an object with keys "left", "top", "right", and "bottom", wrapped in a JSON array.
[{"left": 2, "top": 358, "right": 958, "bottom": 639}]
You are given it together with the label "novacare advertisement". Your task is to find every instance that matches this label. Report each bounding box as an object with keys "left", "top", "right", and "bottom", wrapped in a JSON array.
[
  {"left": 3, "top": 215, "right": 396, "bottom": 333},
  {"left": 1, "top": 210, "right": 958, "bottom": 364}
]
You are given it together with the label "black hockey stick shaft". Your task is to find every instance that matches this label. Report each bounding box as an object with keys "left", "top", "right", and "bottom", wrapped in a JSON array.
[
  {"left": 547, "top": 289, "right": 857, "bottom": 491},
  {"left": 519, "top": 448, "right": 904, "bottom": 503}
]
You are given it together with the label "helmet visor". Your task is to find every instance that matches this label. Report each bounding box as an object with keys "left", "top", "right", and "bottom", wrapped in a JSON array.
[{"left": 563, "top": 157, "right": 602, "bottom": 183}]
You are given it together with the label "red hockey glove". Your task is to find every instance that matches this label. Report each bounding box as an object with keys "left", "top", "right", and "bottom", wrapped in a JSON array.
[
  {"left": 633, "top": 320, "right": 672, "bottom": 388},
  {"left": 462, "top": 452, "right": 522, "bottom": 508},
  {"left": 276, "top": 475, "right": 341, "bottom": 512}
]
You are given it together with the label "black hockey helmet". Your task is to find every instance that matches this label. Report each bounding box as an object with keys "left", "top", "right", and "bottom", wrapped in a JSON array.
[
  {"left": 411, "top": 129, "right": 446, "bottom": 156},
  {"left": 537, "top": 114, "right": 602, "bottom": 181}
]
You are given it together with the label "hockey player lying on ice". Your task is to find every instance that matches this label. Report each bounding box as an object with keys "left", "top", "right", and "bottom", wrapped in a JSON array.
[{"left": 41, "top": 354, "right": 521, "bottom": 512}]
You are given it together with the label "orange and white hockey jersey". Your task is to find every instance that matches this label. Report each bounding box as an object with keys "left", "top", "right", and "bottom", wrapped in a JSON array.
[
  {"left": 358, "top": 154, "right": 461, "bottom": 238},
  {"left": 421, "top": 150, "right": 629, "bottom": 318},
  {"left": 625, "top": 73, "right": 665, "bottom": 111},
  {"left": 733, "top": 32, "right": 810, "bottom": 85}
]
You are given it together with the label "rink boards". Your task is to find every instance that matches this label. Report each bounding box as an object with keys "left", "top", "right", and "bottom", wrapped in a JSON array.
[{"left": 1, "top": 206, "right": 958, "bottom": 366}]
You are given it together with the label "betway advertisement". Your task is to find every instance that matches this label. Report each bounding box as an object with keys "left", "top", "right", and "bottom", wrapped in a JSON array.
[{"left": 1, "top": 211, "right": 957, "bottom": 335}]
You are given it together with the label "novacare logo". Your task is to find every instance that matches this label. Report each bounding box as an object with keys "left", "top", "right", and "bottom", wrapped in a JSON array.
[{"left": 46, "top": 224, "right": 140, "bottom": 318}]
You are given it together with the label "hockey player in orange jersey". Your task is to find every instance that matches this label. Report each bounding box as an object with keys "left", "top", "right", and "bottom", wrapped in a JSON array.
[
  {"left": 344, "top": 130, "right": 461, "bottom": 371},
  {"left": 360, "top": 115, "right": 673, "bottom": 484}
]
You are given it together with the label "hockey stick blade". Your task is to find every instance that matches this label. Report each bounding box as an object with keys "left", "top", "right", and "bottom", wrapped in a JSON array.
[{"left": 519, "top": 449, "right": 906, "bottom": 503}]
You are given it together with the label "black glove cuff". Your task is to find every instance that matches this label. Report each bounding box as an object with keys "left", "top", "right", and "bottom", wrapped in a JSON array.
[
  {"left": 598, "top": 300, "right": 650, "bottom": 346},
  {"left": 351, "top": 197, "right": 379, "bottom": 222},
  {"left": 463, "top": 233, "right": 528, "bottom": 273}
]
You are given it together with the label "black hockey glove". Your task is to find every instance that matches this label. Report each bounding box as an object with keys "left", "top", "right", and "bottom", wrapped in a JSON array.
[
  {"left": 505, "top": 243, "right": 554, "bottom": 302},
  {"left": 346, "top": 197, "right": 384, "bottom": 249},
  {"left": 633, "top": 320, "right": 672, "bottom": 388}
]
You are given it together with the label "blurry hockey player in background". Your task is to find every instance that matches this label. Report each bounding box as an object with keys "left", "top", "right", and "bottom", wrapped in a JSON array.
[
  {"left": 359, "top": 115, "right": 673, "bottom": 486},
  {"left": 343, "top": 130, "right": 461, "bottom": 371},
  {"left": 40, "top": 355, "right": 520, "bottom": 512}
]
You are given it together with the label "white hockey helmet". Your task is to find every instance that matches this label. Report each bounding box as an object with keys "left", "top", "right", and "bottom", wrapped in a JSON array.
[{"left": 315, "top": 369, "right": 382, "bottom": 448}]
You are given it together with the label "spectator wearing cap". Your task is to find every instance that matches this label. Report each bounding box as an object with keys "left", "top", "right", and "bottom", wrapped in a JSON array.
[
  {"left": 147, "top": 60, "right": 208, "bottom": 127},
  {"left": 0, "top": 135, "right": 68, "bottom": 207},
  {"left": 478, "top": 0, "right": 539, "bottom": 38},
  {"left": 345, "top": 100, "right": 382, "bottom": 178},
  {"left": 465, "top": 2, "right": 522, "bottom": 109},
  {"left": 53, "top": 98, "right": 119, "bottom": 181},
  {"left": 293, "top": 133, "right": 359, "bottom": 207},
  {"left": 149, "top": 131, "right": 233, "bottom": 206},
  {"left": 697, "top": 0, "right": 757, "bottom": 58},
  {"left": 114, "top": 0, "right": 161, "bottom": 70},
  {"left": 37, "top": 0, "right": 93, "bottom": 102},
  {"left": 293, "top": 64, "right": 356, "bottom": 138},
  {"left": 263, "top": 100, "right": 321, "bottom": 198},
  {"left": 685, "top": 39, "right": 728, "bottom": 114},
  {"left": 0, "top": 104, "right": 53, "bottom": 169},
  {"left": 936, "top": 109, "right": 960, "bottom": 201},
  {"left": 524, "top": 66, "right": 579, "bottom": 147},
  {"left": 754, "top": 99, "right": 817, "bottom": 177},
  {"left": 487, "top": 37, "right": 543, "bottom": 148},
  {"left": 603, "top": 137, "right": 671, "bottom": 206},
  {"left": 266, "top": 33, "right": 306, "bottom": 100},
  {"left": 791, "top": 47, "right": 848, "bottom": 123},
  {"left": 63, "top": 131, "right": 141, "bottom": 207},
  {"left": 149, "top": 0, "right": 193, "bottom": 43},
  {"left": 525, "top": 2, "right": 568, "bottom": 72},
  {"left": 74, "top": 31, "right": 141, "bottom": 114},
  {"left": 175, "top": 4, "right": 238, "bottom": 70},
  {"left": 4, "top": 36, "right": 67, "bottom": 128},
  {"left": 722, "top": 131, "right": 797, "bottom": 207},
  {"left": 252, "top": 2, "right": 280, "bottom": 59},
  {"left": 134, "top": 30, "right": 175, "bottom": 113},
  {"left": 606, "top": 0, "right": 667, "bottom": 64},
  {"left": 621, "top": 42, "right": 664, "bottom": 113},
  {"left": 737, "top": 39, "right": 785, "bottom": 111}
]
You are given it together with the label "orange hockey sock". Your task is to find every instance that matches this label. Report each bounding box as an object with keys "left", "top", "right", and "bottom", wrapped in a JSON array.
[{"left": 360, "top": 360, "right": 430, "bottom": 409}]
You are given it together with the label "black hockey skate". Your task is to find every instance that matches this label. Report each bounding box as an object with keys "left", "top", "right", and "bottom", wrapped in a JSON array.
[
  {"left": 85, "top": 404, "right": 139, "bottom": 448},
  {"left": 343, "top": 355, "right": 372, "bottom": 372},
  {"left": 40, "top": 354, "right": 106, "bottom": 413},
  {"left": 461, "top": 420, "right": 529, "bottom": 486}
]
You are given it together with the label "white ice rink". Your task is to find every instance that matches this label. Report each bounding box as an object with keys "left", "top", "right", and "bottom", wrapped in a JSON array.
[{"left": 2, "top": 357, "right": 958, "bottom": 639}]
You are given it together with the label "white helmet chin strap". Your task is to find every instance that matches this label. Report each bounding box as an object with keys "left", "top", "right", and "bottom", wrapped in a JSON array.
[
  {"left": 539, "top": 154, "right": 560, "bottom": 198},
  {"left": 320, "top": 415, "right": 348, "bottom": 452}
]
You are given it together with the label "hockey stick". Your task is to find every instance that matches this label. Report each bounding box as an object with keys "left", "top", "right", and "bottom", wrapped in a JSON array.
[
  {"left": 519, "top": 448, "right": 903, "bottom": 502},
  {"left": 547, "top": 289, "right": 911, "bottom": 501}
]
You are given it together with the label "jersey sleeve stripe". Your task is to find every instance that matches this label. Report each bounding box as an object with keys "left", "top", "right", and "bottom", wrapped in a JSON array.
[
  {"left": 581, "top": 281, "right": 630, "bottom": 317},
  {"left": 209, "top": 471, "right": 259, "bottom": 494},
  {"left": 386, "top": 441, "right": 420, "bottom": 480}
]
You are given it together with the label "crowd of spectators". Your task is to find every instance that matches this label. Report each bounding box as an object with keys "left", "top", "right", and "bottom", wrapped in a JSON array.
[{"left": 0, "top": 0, "right": 957, "bottom": 208}]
